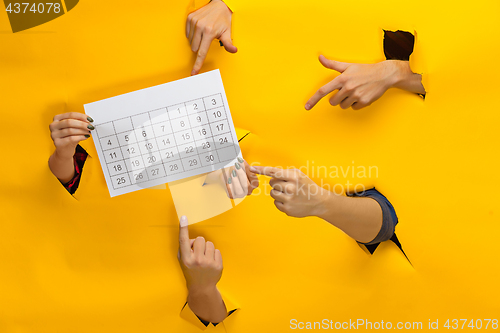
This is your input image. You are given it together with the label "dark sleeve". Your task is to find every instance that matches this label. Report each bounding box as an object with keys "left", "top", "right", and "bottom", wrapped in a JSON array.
[
  {"left": 383, "top": 30, "right": 415, "bottom": 61},
  {"left": 383, "top": 30, "right": 425, "bottom": 99},
  {"left": 61, "top": 145, "right": 88, "bottom": 195},
  {"left": 347, "top": 188, "right": 399, "bottom": 246},
  {"left": 185, "top": 302, "right": 237, "bottom": 328}
]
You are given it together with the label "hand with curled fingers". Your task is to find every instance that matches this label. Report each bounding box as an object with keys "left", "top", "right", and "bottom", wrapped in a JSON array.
[
  {"left": 222, "top": 157, "right": 259, "bottom": 199},
  {"left": 186, "top": 0, "right": 237, "bottom": 76},
  {"left": 178, "top": 216, "right": 227, "bottom": 323},
  {"left": 305, "top": 55, "right": 425, "bottom": 111},
  {"left": 48, "top": 112, "right": 94, "bottom": 183},
  {"left": 249, "top": 165, "right": 330, "bottom": 218}
]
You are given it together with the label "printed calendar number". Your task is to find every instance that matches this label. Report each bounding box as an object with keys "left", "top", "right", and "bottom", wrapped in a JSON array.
[
  {"left": 129, "top": 171, "right": 148, "bottom": 184},
  {"left": 147, "top": 165, "right": 166, "bottom": 179},
  {"left": 100, "top": 136, "right": 119, "bottom": 151},
  {"left": 152, "top": 122, "right": 172, "bottom": 137},
  {"left": 203, "top": 95, "right": 223, "bottom": 110},
  {"left": 196, "top": 138, "right": 215, "bottom": 152},
  {"left": 207, "top": 107, "right": 227, "bottom": 122},
  {"left": 113, "top": 174, "right": 131, "bottom": 188},
  {"left": 186, "top": 99, "right": 205, "bottom": 113},
  {"left": 156, "top": 134, "right": 175, "bottom": 149},
  {"left": 117, "top": 132, "right": 137, "bottom": 146},
  {"left": 211, "top": 120, "right": 230, "bottom": 135},
  {"left": 189, "top": 112, "right": 209, "bottom": 126},
  {"left": 164, "top": 161, "right": 182, "bottom": 174},
  {"left": 182, "top": 157, "right": 201, "bottom": 171},
  {"left": 200, "top": 152, "right": 219, "bottom": 167},
  {"left": 104, "top": 148, "right": 124, "bottom": 164}
]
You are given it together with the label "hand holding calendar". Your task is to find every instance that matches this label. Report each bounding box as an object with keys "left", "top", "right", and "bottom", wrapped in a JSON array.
[{"left": 84, "top": 70, "right": 242, "bottom": 197}]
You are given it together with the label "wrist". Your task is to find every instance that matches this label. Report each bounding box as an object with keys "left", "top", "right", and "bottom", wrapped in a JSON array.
[
  {"left": 387, "top": 60, "right": 412, "bottom": 89},
  {"left": 312, "top": 189, "right": 337, "bottom": 218},
  {"left": 53, "top": 147, "right": 76, "bottom": 161},
  {"left": 188, "top": 284, "right": 219, "bottom": 298}
]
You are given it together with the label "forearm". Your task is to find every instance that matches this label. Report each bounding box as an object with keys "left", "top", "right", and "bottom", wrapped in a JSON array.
[
  {"left": 187, "top": 285, "right": 227, "bottom": 323},
  {"left": 317, "top": 193, "right": 383, "bottom": 243},
  {"left": 48, "top": 151, "right": 75, "bottom": 184},
  {"left": 390, "top": 60, "right": 425, "bottom": 95}
]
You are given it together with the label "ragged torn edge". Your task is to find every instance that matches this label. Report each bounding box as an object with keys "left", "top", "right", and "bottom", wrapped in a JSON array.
[
  {"left": 55, "top": 144, "right": 89, "bottom": 199},
  {"left": 383, "top": 29, "right": 426, "bottom": 100},
  {"left": 358, "top": 233, "right": 413, "bottom": 266}
]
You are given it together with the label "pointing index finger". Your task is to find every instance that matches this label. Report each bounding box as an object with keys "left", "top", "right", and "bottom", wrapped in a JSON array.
[
  {"left": 192, "top": 34, "right": 213, "bottom": 75},
  {"left": 305, "top": 76, "right": 343, "bottom": 110},
  {"left": 250, "top": 166, "right": 289, "bottom": 180},
  {"left": 179, "top": 216, "right": 191, "bottom": 257}
]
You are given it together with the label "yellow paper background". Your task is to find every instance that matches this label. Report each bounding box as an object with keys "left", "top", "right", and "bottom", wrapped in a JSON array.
[{"left": 1, "top": 0, "right": 499, "bottom": 332}]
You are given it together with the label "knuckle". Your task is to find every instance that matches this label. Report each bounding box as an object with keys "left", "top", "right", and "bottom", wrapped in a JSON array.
[
  {"left": 344, "top": 84, "right": 354, "bottom": 92},
  {"left": 317, "top": 87, "right": 328, "bottom": 96},
  {"left": 197, "top": 49, "right": 207, "bottom": 59},
  {"left": 183, "top": 257, "right": 194, "bottom": 267},
  {"left": 203, "top": 25, "right": 213, "bottom": 35}
]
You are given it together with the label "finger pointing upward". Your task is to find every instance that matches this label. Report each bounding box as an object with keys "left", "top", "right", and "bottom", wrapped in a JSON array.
[{"left": 179, "top": 216, "right": 191, "bottom": 257}]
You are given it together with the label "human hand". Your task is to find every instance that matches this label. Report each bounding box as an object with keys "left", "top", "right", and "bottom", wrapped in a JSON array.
[
  {"left": 49, "top": 112, "right": 94, "bottom": 160},
  {"left": 178, "top": 216, "right": 223, "bottom": 291},
  {"left": 222, "top": 157, "right": 259, "bottom": 199},
  {"left": 186, "top": 0, "right": 237, "bottom": 75},
  {"left": 305, "top": 55, "right": 417, "bottom": 110},
  {"left": 250, "top": 166, "right": 330, "bottom": 218}
]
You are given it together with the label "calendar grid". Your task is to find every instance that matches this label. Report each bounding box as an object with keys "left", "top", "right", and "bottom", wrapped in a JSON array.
[{"left": 92, "top": 93, "right": 239, "bottom": 192}]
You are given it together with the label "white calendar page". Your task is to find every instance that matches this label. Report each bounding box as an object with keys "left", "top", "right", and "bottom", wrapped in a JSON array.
[{"left": 84, "top": 70, "right": 242, "bottom": 197}]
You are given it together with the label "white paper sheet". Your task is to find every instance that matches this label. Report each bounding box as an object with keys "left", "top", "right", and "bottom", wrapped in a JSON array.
[{"left": 84, "top": 70, "right": 241, "bottom": 197}]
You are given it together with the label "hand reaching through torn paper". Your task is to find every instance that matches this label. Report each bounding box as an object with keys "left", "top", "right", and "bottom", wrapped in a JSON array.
[
  {"left": 186, "top": 0, "right": 237, "bottom": 76},
  {"left": 178, "top": 216, "right": 228, "bottom": 323},
  {"left": 250, "top": 165, "right": 386, "bottom": 244},
  {"left": 48, "top": 113, "right": 94, "bottom": 184},
  {"left": 305, "top": 55, "right": 425, "bottom": 110}
]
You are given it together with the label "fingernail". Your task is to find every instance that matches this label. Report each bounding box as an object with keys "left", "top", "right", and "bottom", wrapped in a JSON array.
[
  {"left": 180, "top": 215, "right": 188, "bottom": 227},
  {"left": 191, "top": 70, "right": 196, "bottom": 76},
  {"left": 305, "top": 104, "right": 311, "bottom": 110},
  {"left": 87, "top": 124, "right": 95, "bottom": 130},
  {"left": 87, "top": 116, "right": 94, "bottom": 122},
  {"left": 249, "top": 166, "right": 257, "bottom": 172},
  {"left": 237, "top": 157, "right": 244, "bottom": 163},
  {"left": 228, "top": 177, "right": 232, "bottom": 184},
  {"left": 85, "top": 134, "right": 90, "bottom": 138},
  {"left": 232, "top": 170, "right": 237, "bottom": 177},
  {"left": 235, "top": 162, "right": 241, "bottom": 170}
]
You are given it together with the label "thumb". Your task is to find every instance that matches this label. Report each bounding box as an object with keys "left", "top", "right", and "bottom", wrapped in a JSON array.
[
  {"left": 319, "top": 54, "right": 350, "bottom": 73},
  {"left": 219, "top": 31, "right": 237, "bottom": 53},
  {"left": 179, "top": 216, "right": 191, "bottom": 257}
]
